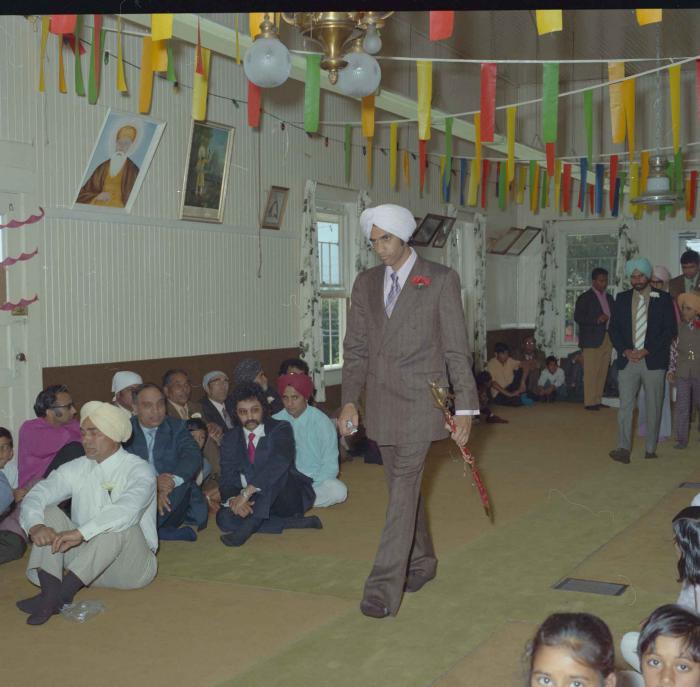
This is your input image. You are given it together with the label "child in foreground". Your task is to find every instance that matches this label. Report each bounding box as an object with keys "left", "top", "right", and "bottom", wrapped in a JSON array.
[{"left": 526, "top": 612, "right": 616, "bottom": 686}]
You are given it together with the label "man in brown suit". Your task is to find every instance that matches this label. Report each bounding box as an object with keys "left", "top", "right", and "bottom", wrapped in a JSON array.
[
  {"left": 669, "top": 249, "right": 700, "bottom": 304},
  {"left": 339, "top": 204, "right": 479, "bottom": 619}
]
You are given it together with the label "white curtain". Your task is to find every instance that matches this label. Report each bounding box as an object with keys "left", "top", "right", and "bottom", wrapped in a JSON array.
[
  {"left": 353, "top": 190, "right": 373, "bottom": 275},
  {"left": 472, "top": 213, "right": 488, "bottom": 370},
  {"left": 535, "top": 220, "right": 559, "bottom": 356},
  {"left": 614, "top": 221, "right": 640, "bottom": 294},
  {"left": 298, "top": 180, "right": 326, "bottom": 402}
]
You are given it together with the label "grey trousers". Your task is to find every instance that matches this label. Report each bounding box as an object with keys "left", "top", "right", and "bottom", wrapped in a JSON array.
[
  {"left": 617, "top": 360, "right": 666, "bottom": 453},
  {"left": 26, "top": 506, "right": 157, "bottom": 589},
  {"left": 675, "top": 376, "right": 700, "bottom": 444},
  {"left": 363, "top": 441, "right": 436, "bottom": 615}
]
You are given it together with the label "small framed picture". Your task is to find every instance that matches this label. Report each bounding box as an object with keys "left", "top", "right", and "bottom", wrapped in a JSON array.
[
  {"left": 432, "top": 217, "right": 457, "bottom": 248},
  {"left": 411, "top": 214, "right": 443, "bottom": 246},
  {"left": 180, "top": 120, "right": 235, "bottom": 223},
  {"left": 261, "top": 186, "right": 289, "bottom": 230},
  {"left": 488, "top": 227, "right": 523, "bottom": 254}
]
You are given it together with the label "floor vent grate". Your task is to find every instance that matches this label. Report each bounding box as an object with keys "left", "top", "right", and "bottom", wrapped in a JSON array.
[{"left": 553, "top": 577, "right": 627, "bottom": 596}]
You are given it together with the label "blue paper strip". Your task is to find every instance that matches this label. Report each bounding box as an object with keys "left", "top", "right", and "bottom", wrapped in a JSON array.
[
  {"left": 579, "top": 158, "right": 588, "bottom": 212},
  {"left": 611, "top": 178, "right": 621, "bottom": 217},
  {"left": 595, "top": 164, "right": 605, "bottom": 215}
]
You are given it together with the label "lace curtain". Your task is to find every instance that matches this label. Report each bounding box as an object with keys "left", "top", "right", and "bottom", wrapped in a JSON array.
[
  {"left": 353, "top": 190, "right": 373, "bottom": 275},
  {"left": 298, "top": 180, "right": 326, "bottom": 402},
  {"left": 472, "top": 213, "right": 488, "bottom": 370},
  {"left": 614, "top": 222, "right": 639, "bottom": 293},
  {"left": 535, "top": 220, "right": 559, "bottom": 355}
]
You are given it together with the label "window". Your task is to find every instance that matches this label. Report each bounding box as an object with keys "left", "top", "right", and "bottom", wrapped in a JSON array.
[
  {"left": 316, "top": 212, "right": 347, "bottom": 368},
  {"left": 563, "top": 234, "right": 617, "bottom": 344}
]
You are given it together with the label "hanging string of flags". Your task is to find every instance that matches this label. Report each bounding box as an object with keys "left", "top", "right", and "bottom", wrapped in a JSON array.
[{"left": 35, "top": 12, "right": 698, "bottom": 220}]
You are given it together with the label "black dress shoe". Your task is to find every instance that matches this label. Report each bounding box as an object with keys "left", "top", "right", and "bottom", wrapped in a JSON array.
[
  {"left": 360, "top": 597, "right": 391, "bottom": 619},
  {"left": 609, "top": 448, "right": 631, "bottom": 464},
  {"left": 405, "top": 573, "right": 435, "bottom": 593},
  {"left": 644, "top": 452, "right": 658, "bottom": 459},
  {"left": 595, "top": 404, "right": 610, "bottom": 409},
  {"left": 584, "top": 405, "right": 600, "bottom": 411}
]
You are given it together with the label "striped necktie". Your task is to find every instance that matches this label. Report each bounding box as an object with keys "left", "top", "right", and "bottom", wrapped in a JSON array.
[
  {"left": 385, "top": 272, "right": 401, "bottom": 317},
  {"left": 634, "top": 294, "right": 647, "bottom": 350}
]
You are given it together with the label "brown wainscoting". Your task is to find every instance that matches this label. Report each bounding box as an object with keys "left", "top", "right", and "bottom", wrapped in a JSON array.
[
  {"left": 315, "top": 383, "right": 342, "bottom": 416},
  {"left": 42, "top": 348, "right": 300, "bottom": 408}
]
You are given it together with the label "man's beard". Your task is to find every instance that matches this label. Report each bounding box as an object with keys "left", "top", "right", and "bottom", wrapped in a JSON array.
[{"left": 109, "top": 151, "right": 128, "bottom": 177}]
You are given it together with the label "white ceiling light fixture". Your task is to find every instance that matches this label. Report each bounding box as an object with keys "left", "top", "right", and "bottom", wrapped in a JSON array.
[
  {"left": 243, "top": 14, "right": 292, "bottom": 88},
  {"left": 336, "top": 38, "right": 382, "bottom": 98}
]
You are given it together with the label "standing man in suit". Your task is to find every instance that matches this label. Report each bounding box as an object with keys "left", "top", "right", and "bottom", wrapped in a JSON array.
[
  {"left": 338, "top": 204, "right": 479, "bottom": 619},
  {"left": 669, "top": 249, "right": 700, "bottom": 304},
  {"left": 608, "top": 258, "right": 677, "bottom": 463},
  {"left": 216, "top": 382, "right": 318, "bottom": 547},
  {"left": 124, "top": 383, "right": 207, "bottom": 540},
  {"left": 574, "top": 267, "right": 615, "bottom": 411}
]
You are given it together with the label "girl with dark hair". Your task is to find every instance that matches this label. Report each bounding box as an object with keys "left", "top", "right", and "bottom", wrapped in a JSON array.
[
  {"left": 526, "top": 612, "right": 617, "bottom": 687},
  {"left": 673, "top": 507, "right": 700, "bottom": 611}
]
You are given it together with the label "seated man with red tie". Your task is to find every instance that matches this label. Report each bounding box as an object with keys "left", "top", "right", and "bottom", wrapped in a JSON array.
[{"left": 216, "top": 382, "right": 320, "bottom": 547}]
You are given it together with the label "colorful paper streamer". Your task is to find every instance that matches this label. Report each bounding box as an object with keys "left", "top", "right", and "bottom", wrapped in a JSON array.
[
  {"left": 304, "top": 55, "right": 321, "bottom": 133},
  {"left": 623, "top": 78, "right": 635, "bottom": 160},
  {"left": 417, "top": 61, "right": 432, "bottom": 141},
  {"left": 542, "top": 62, "right": 559, "bottom": 143},
  {"left": 138, "top": 36, "right": 154, "bottom": 113},
  {"left": 39, "top": 16, "right": 50, "bottom": 92},
  {"left": 506, "top": 106, "right": 516, "bottom": 184},
  {"left": 467, "top": 159, "right": 479, "bottom": 206},
  {"left": 151, "top": 13, "right": 173, "bottom": 41},
  {"left": 429, "top": 11, "right": 454, "bottom": 41},
  {"left": 535, "top": 10, "right": 562, "bottom": 35},
  {"left": 361, "top": 95, "right": 375, "bottom": 138},
  {"left": 669, "top": 64, "right": 681, "bottom": 153},
  {"left": 546, "top": 142, "right": 555, "bottom": 178},
  {"left": 609, "top": 155, "right": 618, "bottom": 210},
  {"left": 73, "top": 15, "right": 85, "bottom": 96},
  {"left": 608, "top": 62, "right": 625, "bottom": 145},
  {"left": 195, "top": 18, "right": 204, "bottom": 75},
  {"left": 481, "top": 160, "right": 490, "bottom": 209},
  {"left": 517, "top": 166, "right": 527, "bottom": 205},
  {"left": 58, "top": 32, "right": 67, "bottom": 94},
  {"left": 480, "top": 63, "right": 497, "bottom": 143},
  {"left": 595, "top": 164, "right": 605, "bottom": 215},
  {"left": 474, "top": 113, "right": 482, "bottom": 184},
  {"left": 578, "top": 158, "right": 588, "bottom": 211},
  {"left": 640, "top": 150, "right": 650, "bottom": 191},
  {"left": 460, "top": 158, "right": 467, "bottom": 206},
  {"left": 444, "top": 116, "right": 453, "bottom": 184},
  {"left": 87, "top": 14, "right": 103, "bottom": 105},
  {"left": 562, "top": 163, "right": 572, "bottom": 213},
  {"left": 636, "top": 9, "right": 662, "bottom": 25},
  {"left": 50, "top": 15, "right": 77, "bottom": 34},
  {"left": 0, "top": 295, "right": 39, "bottom": 312},
  {"left": 0, "top": 207, "right": 45, "bottom": 229}
]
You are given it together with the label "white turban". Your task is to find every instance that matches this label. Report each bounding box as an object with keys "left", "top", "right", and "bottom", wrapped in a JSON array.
[
  {"left": 111, "top": 370, "right": 143, "bottom": 394},
  {"left": 81, "top": 401, "right": 133, "bottom": 443},
  {"left": 359, "top": 204, "right": 416, "bottom": 242}
]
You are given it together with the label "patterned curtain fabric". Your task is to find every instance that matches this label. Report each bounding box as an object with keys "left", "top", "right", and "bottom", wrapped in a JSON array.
[
  {"left": 535, "top": 220, "right": 558, "bottom": 355},
  {"left": 472, "top": 213, "right": 488, "bottom": 370},
  {"left": 354, "top": 190, "right": 373, "bottom": 275},
  {"left": 298, "top": 180, "right": 325, "bottom": 402},
  {"left": 614, "top": 222, "right": 639, "bottom": 294}
]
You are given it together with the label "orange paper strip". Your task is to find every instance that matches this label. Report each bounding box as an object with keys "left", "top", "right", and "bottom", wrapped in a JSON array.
[
  {"left": 535, "top": 10, "right": 562, "bottom": 35},
  {"left": 361, "top": 96, "right": 375, "bottom": 138},
  {"left": 429, "top": 11, "right": 454, "bottom": 41},
  {"left": 636, "top": 9, "right": 662, "bottom": 25},
  {"left": 640, "top": 150, "right": 650, "bottom": 191},
  {"left": 39, "top": 16, "right": 50, "bottom": 92}
]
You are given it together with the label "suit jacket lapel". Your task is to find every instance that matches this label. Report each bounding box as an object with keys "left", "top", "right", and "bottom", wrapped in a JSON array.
[
  {"left": 367, "top": 266, "right": 388, "bottom": 337},
  {"left": 380, "top": 256, "right": 425, "bottom": 349}
]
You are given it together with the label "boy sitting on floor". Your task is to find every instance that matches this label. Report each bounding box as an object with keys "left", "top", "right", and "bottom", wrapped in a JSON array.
[{"left": 536, "top": 356, "right": 568, "bottom": 402}]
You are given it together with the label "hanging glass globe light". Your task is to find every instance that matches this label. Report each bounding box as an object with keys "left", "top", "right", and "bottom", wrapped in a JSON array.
[
  {"left": 362, "top": 23, "right": 382, "bottom": 55},
  {"left": 243, "top": 15, "right": 292, "bottom": 88},
  {"left": 336, "top": 41, "right": 381, "bottom": 98}
]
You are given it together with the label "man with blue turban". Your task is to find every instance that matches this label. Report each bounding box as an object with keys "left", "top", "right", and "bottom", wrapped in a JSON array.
[{"left": 608, "top": 256, "right": 677, "bottom": 463}]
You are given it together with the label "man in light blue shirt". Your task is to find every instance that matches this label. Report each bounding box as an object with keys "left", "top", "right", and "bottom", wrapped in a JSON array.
[{"left": 273, "top": 374, "right": 347, "bottom": 508}]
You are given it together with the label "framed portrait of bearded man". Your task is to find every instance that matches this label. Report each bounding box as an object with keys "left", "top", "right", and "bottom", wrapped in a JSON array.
[{"left": 74, "top": 109, "right": 165, "bottom": 214}]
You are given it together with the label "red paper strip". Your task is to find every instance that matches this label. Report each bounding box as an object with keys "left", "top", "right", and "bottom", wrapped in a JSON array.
[
  {"left": 0, "top": 248, "right": 39, "bottom": 269},
  {"left": 0, "top": 295, "right": 39, "bottom": 311},
  {"left": 64, "top": 35, "right": 86, "bottom": 55},
  {"left": 609, "top": 155, "right": 618, "bottom": 209},
  {"left": 480, "top": 63, "right": 497, "bottom": 143},
  {"left": 419, "top": 139, "right": 427, "bottom": 193},
  {"left": 588, "top": 184, "right": 594, "bottom": 213},
  {"left": 545, "top": 142, "right": 555, "bottom": 177},
  {"left": 562, "top": 163, "right": 572, "bottom": 212},
  {"left": 481, "top": 159, "right": 490, "bottom": 208},
  {"left": 50, "top": 15, "right": 77, "bottom": 34},
  {"left": 429, "top": 11, "right": 454, "bottom": 41},
  {"left": 0, "top": 207, "right": 45, "bottom": 229},
  {"left": 247, "top": 80, "right": 261, "bottom": 127},
  {"left": 691, "top": 170, "right": 698, "bottom": 219},
  {"left": 196, "top": 18, "right": 204, "bottom": 75}
]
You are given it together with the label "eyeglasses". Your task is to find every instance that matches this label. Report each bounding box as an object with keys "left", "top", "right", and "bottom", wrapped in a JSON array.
[{"left": 50, "top": 402, "right": 75, "bottom": 410}]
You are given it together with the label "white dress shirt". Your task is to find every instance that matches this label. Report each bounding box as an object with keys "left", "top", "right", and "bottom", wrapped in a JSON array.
[{"left": 20, "top": 447, "right": 158, "bottom": 553}]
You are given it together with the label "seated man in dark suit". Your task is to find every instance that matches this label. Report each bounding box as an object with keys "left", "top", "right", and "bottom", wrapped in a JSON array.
[
  {"left": 200, "top": 370, "right": 235, "bottom": 434},
  {"left": 124, "top": 383, "right": 207, "bottom": 541},
  {"left": 217, "top": 382, "right": 320, "bottom": 547}
]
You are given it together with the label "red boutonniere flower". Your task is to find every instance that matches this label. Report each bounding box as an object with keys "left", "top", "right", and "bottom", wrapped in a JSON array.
[{"left": 410, "top": 275, "right": 431, "bottom": 289}]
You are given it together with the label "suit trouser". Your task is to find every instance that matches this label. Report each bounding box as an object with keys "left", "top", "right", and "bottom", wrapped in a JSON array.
[
  {"left": 26, "top": 506, "right": 156, "bottom": 589},
  {"left": 363, "top": 441, "right": 435, "bottom": 615},
  {"left": 582, "top": 334, "right": 612, "bottom": 407},
  {"left": 617, "top": 361, "right": 665, "bottom": 454},
  {"left": 675, "top": 376, "right": 700, "bottom": 444}
]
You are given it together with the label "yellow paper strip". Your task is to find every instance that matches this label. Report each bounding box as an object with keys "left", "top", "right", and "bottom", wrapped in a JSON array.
[
  {"left": 531, "top": 164, "right": 540, "bottom": 212},
  {"left": 629, "top": 162, "right": 642, "bottom": 219},
  {"left": 39, "top": 16, "right": 50, "bottom": 92},
  {"left": 249, "top": 13, "right": 265, "bottom": 38},
  {"left": 416, "top": 61, "right": 432, "bottom": 141},
  {"left": 554, "top": 159, "right": 562, "bottom": 211},
  {"left": 535, "top": 10, "right": 562, "bottom": 35},
  {"left": 117, "top": 18, "right": 128, "bottom": 93},
  {"left": 192, "top": 47, "right": 211, "bottom": 121},
  {"left": 467, "top": 158, "right": 479, "bottom": 206},
  {"left": 474, "top": 113, "right": 482, "bottom": 183},
  {"left": 636, "top": 9, "right": 662, "bottom": 25},
  {"left": 517, "top": 166, "right": 527, "bottom": 204},
  {"left": 439, "top": 155, "right": 446, "bottom": 185},
  {"left": 608, "top": 62, "right": 626, "bottom": 144},
  {"left": 151, "top": 14, "right": 173, "bottom": 41},
  {"left": 402, "top": 150, "right": 410, "bottom": 186},
  {"left": 366, "top": 138, "right": 373, "bottom": 185},
  {"left": 640, "top": 150, "right": 650, "bottom": 191},
  {"left": 235, "top": 15, "right": 240, "bottom": 64},
  {"left": 152, "top": 39, "right": 168, "bottom": 73},
  {"left": 389, "top": 123, "right": 398, "bottom": 190},
  {"left": 506, "top": 106, "right": 516, "bottom": 184},
  {"left": 361, "top": 96, "right": 375, "bottom": 138},
  {"left": 138, "top": 36, "right": 154, "bottom": 114},
  {"left": 622, "top": 78, "right": 635, "bottom": 161},
  {"left": 669, "top": 64, "right": 681, "bottom": 153},
  {"left": 58, "top": 34, "right": 66, "bottom": 93}
]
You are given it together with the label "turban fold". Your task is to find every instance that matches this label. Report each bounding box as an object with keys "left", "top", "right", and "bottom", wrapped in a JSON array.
[
  {"left": 625, "top": 257, "right": 653, "bottom": 279},
  {"left": 652, "top": 265, "right": 671, "bottom": 283},
  {"left": 111, "top": 371, "right": 142, "bottom": 394},
  {"left": 359, "top": 204, "right": 416, "bottom": 242},
  {"left": 277, "top": 373, "right": 314, "bottom": 401},
  {"left": 202, "top": 370, "right": 227, "bottom": 388},
  {"left": 234, "top": 358, "right": 262, "bottom": 385},
  {"left": 679, "top": 291, "right": 700, "bottom": 314},
  {"left": 80, "top": 401, "right": 132, "bottom": 442}
]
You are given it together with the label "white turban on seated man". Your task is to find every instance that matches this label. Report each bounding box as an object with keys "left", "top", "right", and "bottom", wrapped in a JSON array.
[{"left": 17, "top": 401, "right": 158, "bottom": 626}]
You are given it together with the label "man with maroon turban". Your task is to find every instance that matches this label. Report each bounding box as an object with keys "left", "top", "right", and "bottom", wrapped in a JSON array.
[{"left": 273, "top": 374, "right": 347, "bottom": 508}]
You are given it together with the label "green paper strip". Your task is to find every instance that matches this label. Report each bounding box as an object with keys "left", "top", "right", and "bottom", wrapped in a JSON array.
[
  {"left": 584, "top": 90, "right": 593, "bottom": 163},
  {"left": 540, "top": 169, "right": 548, "bottom": 207},
  {"left": 444, "top": 117, "right": 453, "bottom": 184},
  {"left": 498, "top": 158, "right": 507, "bottom": 209},
  {"left": 344, "top": 124, "right": 352, "bottom": 184},
  {"left": 304, "top": 55, "right": 321, "bottom": 133},
  {"left": 674, "top": 149, "right": 683, "bottom": 194},
  {"left": 166, "top": 41, "right": 177, "bottom": 82},
  {"left": 542, "top": 62, "right": 559, "bottom": 144},
  {"left": 74, "top": 15, "right": 85, "bottom": 96}
]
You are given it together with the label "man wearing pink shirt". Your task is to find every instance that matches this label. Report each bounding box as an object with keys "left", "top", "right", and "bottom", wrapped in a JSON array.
[{"left": 17, "top": 385, "right": 82, "bottom": 488}]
